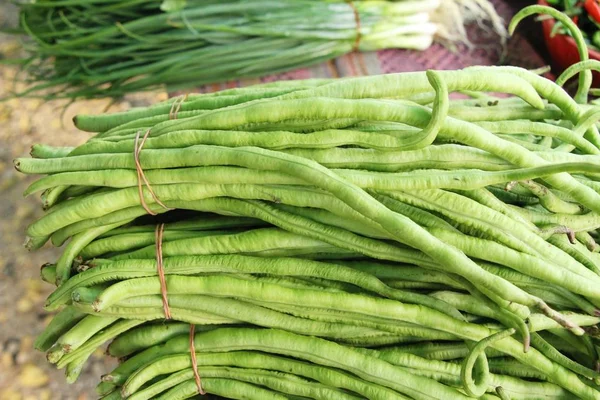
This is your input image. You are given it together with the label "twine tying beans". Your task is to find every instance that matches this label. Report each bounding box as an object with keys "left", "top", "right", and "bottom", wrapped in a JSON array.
[
  {"left": 189, "top": 325, "right": 206, "bottom": 395},
  {"left": 134, "top": 129, "right": 171, "bottom": 215},
  {"left": 169, "top": 94, "right": 188, "bottom": 120},
  {"left": 154, "top": 223, "right": 171, "bottom": 319}
]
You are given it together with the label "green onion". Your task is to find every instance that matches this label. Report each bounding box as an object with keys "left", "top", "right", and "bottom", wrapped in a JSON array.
[{"left": 8, "top": 0, "right": 504, "bottom": 100}]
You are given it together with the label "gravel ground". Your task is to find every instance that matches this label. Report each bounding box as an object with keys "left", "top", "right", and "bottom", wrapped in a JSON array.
[{"left": 0, "top": 2, "right": 165, "bottom": 399}]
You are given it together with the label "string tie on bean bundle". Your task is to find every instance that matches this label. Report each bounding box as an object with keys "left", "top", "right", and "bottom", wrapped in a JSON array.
[
  {"left": 189, "top": 324, "right": 206, "bottom": 395},
  {"left": 169, "top": 94, "right": 188, "bottom": 120},
  {"left": 134, "top": 129, "right": 171, "bottom": 215},
  {"left": 155, "top": 223, "right": 171, "bottom": 319}
]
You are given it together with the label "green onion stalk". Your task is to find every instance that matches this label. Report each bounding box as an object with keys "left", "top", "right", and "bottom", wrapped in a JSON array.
[{"left": 5, "top": 0, "right": 505, "bottom": 100}]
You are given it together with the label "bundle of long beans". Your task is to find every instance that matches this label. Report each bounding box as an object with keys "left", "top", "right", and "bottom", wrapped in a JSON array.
[
  {"left": 14, "top": 6, "right": 600, "bottom": 400},
  {"left": 7, "top": 0, "right": 504, "bottom": 100}
]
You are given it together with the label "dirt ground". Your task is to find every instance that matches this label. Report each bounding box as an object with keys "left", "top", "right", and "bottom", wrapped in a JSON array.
[{"left": 0, "top": 2, "right": 166, "bottom": 399}]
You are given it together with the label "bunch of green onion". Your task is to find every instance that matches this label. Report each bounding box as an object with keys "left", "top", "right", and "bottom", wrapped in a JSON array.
[{"left": 6, "top": 0, "right": 504, "bottom": 100}]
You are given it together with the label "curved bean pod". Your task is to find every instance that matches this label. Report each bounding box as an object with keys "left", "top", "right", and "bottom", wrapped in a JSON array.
[
  {"left": 472, "top": 66, "right": 600, "bottom": 148},
  {"left": 429, "top": 227, "right": 600, "bottom": 300},
  {"left": 107, "top": 322, "right": 218, "bottom": 358},
  {"left": 46, "top": 315, "right": 118, "bottom": 364},
  {"left": 156, "top": 377, "right": 288, "bottom": 400},
  {"left": 15, "top": 144, "right": 511, "bottom": 174},
  {"left": 118, "top": 327, "right": 600, "bottom": 399},
  {"left": 385, "top": 189, "right": 600, "bottom": 285},
  {"left": 475, "top": 121, "right": 599, "bottom": 155},
  {"left": 79, "top": 229, "right": 231, "bottom": 260},
  {"left": 385, "top": 342, "right": 504, "bottom": 361},
  {"left": 100, "top": 215, "right": 262, "bottom": 237},
  {"left": 75, "top": 127, "right": 437, "bottom": 156},
  {"left": 79, "top": 293, "right": 390, "bottom": 340},
  {"left": 34, "top": 306, "right": 86, "bottom": 352},
  {"left": 510, "top": 6, "right": 591, "bottom": 102},
  {"left": 178, "top": 197, "right": 552, "bottom": 311},
  {"left": 363, "top": 344, "right": 570, "bottom": 399},
  {"left": 123, "top": 351, "right": 407, "bottom": 400},
  {"left": 56, "top": 319, "right": 144, "bottom": 369},
  {"left": 26, "top": 162, "right": 600, "bottom": 202},
  {"left": 55, "top": 222, "right": 129, "bottom": 285},
  {"left": 77, "top": 85, "right": 326, "bottom": 133},
  {"left": 153, "top": 366, "right": 363, "bottom": 400},
  {"left": 109, "top": 227, "right": 359, "bottom": 261},
  {"left": 60, "top": 250, "right": 464, "bottom": 319},
  {"left": 50, "top": 206, "right": 164, "bottom": 248},
  {"left": 530, "top": 333, "right": 600, "bottom": 382},
  {"left": 123, "top": 327, "right": 470, "bottom": 400},
  {"left": 30, "top": 144, "right": 74, "bottom": 159},
  {"left": 461, "top": 329, "right": 516, "bottom": 397}
]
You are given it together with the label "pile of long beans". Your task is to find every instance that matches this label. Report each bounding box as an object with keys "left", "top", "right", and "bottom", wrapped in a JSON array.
[
  {"left": 14, "top": 5, "right": 600, "bottom": 400},
  {"left": 7, "top": 0, "right": 504, "bottom": 100}
]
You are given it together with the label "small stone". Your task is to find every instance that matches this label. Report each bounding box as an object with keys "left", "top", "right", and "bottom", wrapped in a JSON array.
[
  {"left": 23, "top": 280, "right": 44, "bottom": 304},
  {"left": 3, "top": 259, "right": 15, "bottom": 277},
  {"left": 7, "top": 98, "right": 19, "bottom": 108},
  {"left": 18, "top": 115, "right": 30, "bottom": 134},
  {"left": 4, "top": 337, "right": 20, "bottom": 359},
  {"left": 15, "top": 203, "right": 36, "bottom": 220},
  {"left": 18, "top": 364, "right": 49, "bottom": 388},
  {"left": 0, "top": 388, "right": 22, "bottom": 400},
  {"left": 39, "top": 390, "right": 52, "bottom": 400},
  {"left": 0, "top": 41, "right": 21, "bottom": 57},
  {"left": 0, "top": 107, "right": 11, "bottom": 123},
  {"left": 77, "top": 393, "right": 88, "bottom": 400},
  {"left": 25, "top": 279, "right": 45, "bottom": 294},
  {"left": 26, "top": 99, "right": 43, "bottom": 111},
  {"left": 0, "top": 171, "right": 19, "bottom": 191},
  {"left": 16, "top": 298, "right": 33, "bottom": 313},
  {"left": 1, "top": 352, "right": 13, "bottom": 368},
  {"left": 15, "top": 352, "right": 28, "bottom": 365},
  {"left": 93, "top": 346, "right": 106, "bottom": 359},
  {"left": 16, "top": 336, "right": 33, "bottom": 364},
  {"left": 19, "top": 336, "right": 32, "bottom": 351}
]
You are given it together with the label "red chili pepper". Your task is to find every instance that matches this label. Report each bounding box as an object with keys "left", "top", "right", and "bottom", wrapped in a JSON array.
[{"left": 585, "top": 0, "right": 600, "bottom": 23}]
